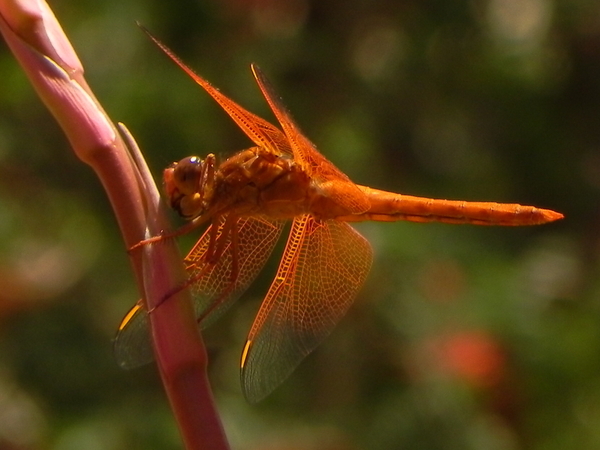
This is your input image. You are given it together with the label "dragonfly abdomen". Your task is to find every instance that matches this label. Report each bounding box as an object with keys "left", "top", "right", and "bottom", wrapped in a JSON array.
[{"left": 338, "top": 186, "right": 563, "bottom": 226}]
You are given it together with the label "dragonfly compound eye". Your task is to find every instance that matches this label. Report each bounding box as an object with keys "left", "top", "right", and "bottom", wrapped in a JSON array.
[
  {"left": 174, "top": 156, "right": 204, "bottom": 192},
  {"left": 163, "top": 156, "right": 206, "bottom": 219}
]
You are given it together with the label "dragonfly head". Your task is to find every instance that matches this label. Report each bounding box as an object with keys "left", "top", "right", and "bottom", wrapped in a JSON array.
[{"left": 163, "top": 155, "right": 216, "bottom": 219}]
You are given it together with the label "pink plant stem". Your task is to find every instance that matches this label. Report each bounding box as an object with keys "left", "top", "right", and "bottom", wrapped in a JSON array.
[{"left": 0, "top": 1, "right": 229, "bottom": 448}]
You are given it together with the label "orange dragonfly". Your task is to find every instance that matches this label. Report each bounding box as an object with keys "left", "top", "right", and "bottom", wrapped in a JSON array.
[{"left": 114, "top": 33, "right": 563, "bottom": 403}]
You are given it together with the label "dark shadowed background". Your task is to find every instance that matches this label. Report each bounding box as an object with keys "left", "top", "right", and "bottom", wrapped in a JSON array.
[{"left": 0, "top": 0, "right": 597, "bottom": 449}]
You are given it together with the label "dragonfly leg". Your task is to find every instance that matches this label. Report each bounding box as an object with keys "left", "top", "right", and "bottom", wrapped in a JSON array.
[
  {"left": 195, "top": 220, "right": 241, "bottom": 323},
  {"left": 127, "top": 213, "right": 212, "bottom": 253},
  {"left": 203, "top": 218, "right": 222, "bottom": 264},
  {"left": 201, "top": 154, "right": 216, "bottom": 205},
  {"left": 149, "top": 215, "right": 239, "bottom": 315},
  {"left": 147, "top": 249, "right": 217, "bottom": 314},
  {"left": 196, "top": 216, "right": 241, "bottom": 322}
]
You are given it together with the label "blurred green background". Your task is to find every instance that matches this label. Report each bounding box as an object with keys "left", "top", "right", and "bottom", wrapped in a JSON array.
[{"left": 0, "top": 0, "right": 596, "bottom": 449}]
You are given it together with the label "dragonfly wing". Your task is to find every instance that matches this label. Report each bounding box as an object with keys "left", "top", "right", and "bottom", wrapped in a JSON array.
[
  {"left": 250, "top": 64, "right": 370, "bottom": 214},
  {"left": 240, "top": 215, "right": 373, "bottom": 403},
  {"left": 113, "top": 302, "right": 153, "bottom": 369},
  {"left": 186, "top": 216, "right": 285, "bottom": 329},
  {"left": 114, "top": 216, "right": 285, "bottom": 369},
  {"left": 143, "top": 31, "right": 292, "bottom": 157}
]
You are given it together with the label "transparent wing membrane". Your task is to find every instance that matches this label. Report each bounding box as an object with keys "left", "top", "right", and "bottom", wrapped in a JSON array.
[
  {"left": 114, "top": 216, "right": 284, "bottom": 369},
  {"left": 240, "top": 216, "right": 373, "bottom": 402}
]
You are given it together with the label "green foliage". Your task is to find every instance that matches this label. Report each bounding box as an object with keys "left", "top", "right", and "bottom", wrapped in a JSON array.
[{"left": 0, "top": 0, "right": 594, "bottom": 448}]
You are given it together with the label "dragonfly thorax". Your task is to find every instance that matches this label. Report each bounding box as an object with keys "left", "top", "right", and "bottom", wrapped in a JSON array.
[{"left": 210, "top": 146, "right": 315, "bottom": 220}]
